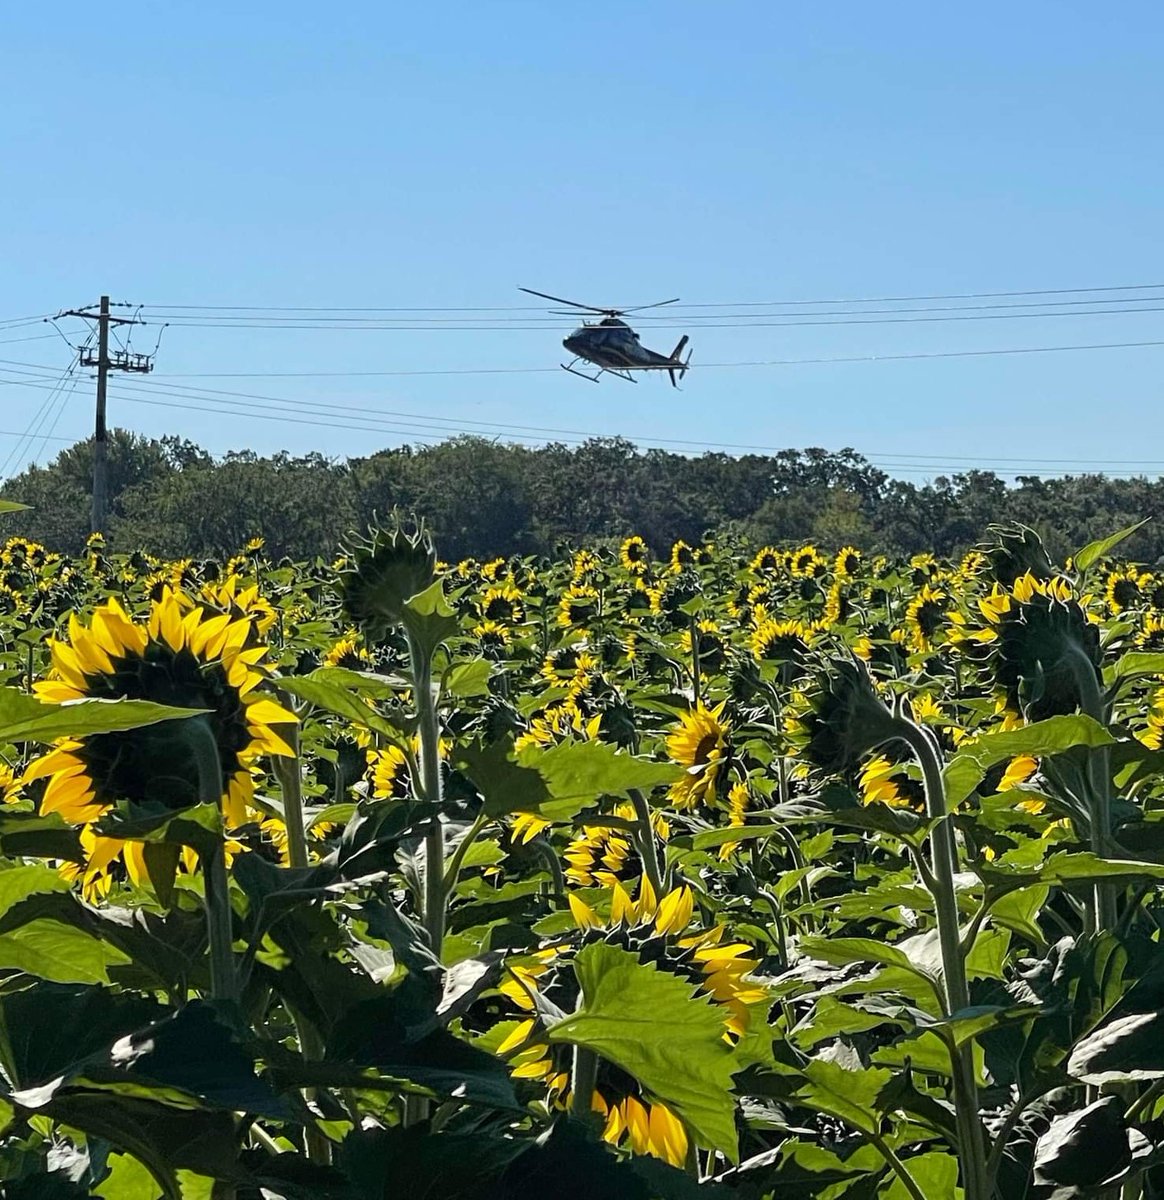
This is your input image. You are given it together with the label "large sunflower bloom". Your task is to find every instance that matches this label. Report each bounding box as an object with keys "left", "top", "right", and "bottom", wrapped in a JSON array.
[
  {"left": 666, "top": 701, "right": 730, "bottom": 809},
  {"left": 26, "top": 590, "right": 296, "bottom": 831}
]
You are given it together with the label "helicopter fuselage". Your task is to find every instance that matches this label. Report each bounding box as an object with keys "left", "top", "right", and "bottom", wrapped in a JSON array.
[{"left": 563, "top": 320, "right": 671, "bottom": 371}]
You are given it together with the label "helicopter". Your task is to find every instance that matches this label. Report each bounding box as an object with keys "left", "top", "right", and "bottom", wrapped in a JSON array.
[{"left": 519, "top": 287, "right": 693, "bottom": 386}]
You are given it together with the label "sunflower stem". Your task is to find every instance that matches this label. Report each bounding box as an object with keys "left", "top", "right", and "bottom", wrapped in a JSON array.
[
  {"left": 181, "top": 714, "right": 237, "bottom": 1006},
  {"left": 629, "top": 788, "right": 665, "bottom": 896},
  {"left": 272, "top": 712, "right": 309, "bottom": 871},
  {"left": 898, "top": 717, "right": 988, "bottom": 1200},
  {"left": 408, "top": 633, "right": 447, "bottom": 957},
  {"left": 688, "top": 615, "right": 702, "bottom": 704},
  {"left": 1066, "top": 643, "right": 1118, "bottom": 930},
  {"left": 203, "top": 836, "right": 238, "bottom": 1004},
  {"left": 570, "top": 1045, "right": 598, "bottom": 1119}
]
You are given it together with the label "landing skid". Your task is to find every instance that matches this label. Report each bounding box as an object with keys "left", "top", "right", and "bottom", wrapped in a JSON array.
[{"left": 561, "top": 359, "right": 637, "bottom": 384}]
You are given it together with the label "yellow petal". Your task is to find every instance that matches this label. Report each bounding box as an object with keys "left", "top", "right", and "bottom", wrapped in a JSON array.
[
  {"left": 655, "top": 886, "right": 694, "bottom": 937},
  {"left": 610, "top": 881, "right": 634, "bottom": 925},
  {"left": 244, "top": 698, "right": 298, "bottom": 728},
  {"left": 568, "top": 892, "right": 601, "bottom": 930}
]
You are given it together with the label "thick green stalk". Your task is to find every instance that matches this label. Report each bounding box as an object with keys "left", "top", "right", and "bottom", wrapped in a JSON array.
[
  {"left": 272, "top": 713, "right": 309, "bottom": 870},
  {"left": 1067, "top": 644, "right": 1117, "bottom": 929},
  {"left": 408, "top": 635, "right": 447, "bottom": 956},
  {"left": 688, "top": 615, "right": 702, "bottom": 704},
  {"left": 202, "top": 837, "right": 238, "bottom": 1004},
  {"left": 571, "top": 1045, "right": 599, "bottom": 1118},
  {"left": 899, "top": 719, "right": 988, "bottom": 1200},
  {"left": 629, "top": 788, "right": 665, "bottom": 896},
  {"left": 181, "top": 716, "right": 237, "bottom": 1005},
  {"left": 270, "top": 723, "right": 331, "bottom": 1163}
]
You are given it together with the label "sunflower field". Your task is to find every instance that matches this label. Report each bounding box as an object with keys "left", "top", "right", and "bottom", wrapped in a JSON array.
[{"left": 6, "top": 517, "right": 1164, "bottom": 1198}]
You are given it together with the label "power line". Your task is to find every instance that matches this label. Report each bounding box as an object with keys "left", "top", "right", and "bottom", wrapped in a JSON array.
[
  {"left": 141, "top": 281, "right": 1164, "bottom": 313},
  {"left": 4, "top": 369, "right": 1163, "bottom": 478},
  {"left": 140, "top": 336, "right": 1164, "bottom": 379},
  {"left": 12, "top": 355, "right": 1164, "bottom": 465},
  {"left": 139, "top": 294, "right": 1164, "bottom": 325},
  {"left": 128, "top": 304, "right": 1164, "bottom": 332}
]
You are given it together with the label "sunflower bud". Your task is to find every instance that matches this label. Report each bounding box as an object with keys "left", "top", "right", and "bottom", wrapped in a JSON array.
[
  {"left": 791, "top": 658, "right": 904, "bottom": 775},
  {"left": 337, "top": 516, "right": 438, "bottom": 644}
]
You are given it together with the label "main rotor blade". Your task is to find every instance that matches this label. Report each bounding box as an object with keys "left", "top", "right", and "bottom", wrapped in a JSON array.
[
  {"left": 620, "top": 297, "right": 682, "bottom": 314},
  {"left": 518, "top": 287, "right": 610, "bottom": 314}
]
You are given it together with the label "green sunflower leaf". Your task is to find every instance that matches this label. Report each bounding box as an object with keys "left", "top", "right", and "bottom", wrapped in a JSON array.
[
  {"left": 0, "top": 499, "right": 29, "bottom": 513},
  {"left": 943, "top": 715, "right": 1115, "bottom": 807},
  {"left": 1107, "top": 651, "right": 1164, "bottom": 683},
  {"left": 791, "top": 1057, "right": 895, "bottom": 1136},
  {"left": 518, "top": 740, "right": 683, "bottom": 820},
  {"left": 546, "top": 942, "right": 740, "bottom": 1160},
  {"left": 0, "top": 917, "right": 132, "bottom": 985},
  {"left": 0, "top": 690, "right": 208, "bottom": 744},
  {"left": 442, "top": 658, "right": 493, "bottom": 698},
  {"left": 277, "top": 672, "right": 411, "bottom": 746},
  {"left": 1073, "top": 519, "right": 1151, "bottom": 572},
  {"left": 401, "top": 580, "right": 460, "bottom": 662}
]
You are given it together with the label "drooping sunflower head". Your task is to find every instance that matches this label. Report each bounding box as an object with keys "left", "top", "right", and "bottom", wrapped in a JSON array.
[
  {"left": 749, "top": 546, "right": 785, "bottom": 575},
  {"left": 666, "top": 701, "right": 730, "bottom": 809},
  {"left": 323, "top": 632, "right": 373, "bottom": 669},
  {"left": 980, "top": 522, "right": 1056, "bottom": 588},
  {"left": 201, "top": 574, "right": 277, "bottom": 639},
  {"left": 858, "top": 753, "right": 924, "bottom": 810},
  {"left": 563, "top": 801, "right": 668, "bottom": 887},
  {"left": 472, "top": 619, "right": 512, "bottom": 656},
  {"left": 749, "top": 618, "right": 812, "bottom": 668},
  {"left": 786, "top": 658, "right": 903, "bottom": 776},
  {"left": 1137, "top": 613, "right": 1164, "bottom": 651},
  {"left": 366, "top": 744, "right": 411, "bottom": 800},
  {"left": 981, "top": 573, "right": 1102, "bottom": 721},
  {"left": 27, "top": 591, "right": 295, "bottom": 829}
]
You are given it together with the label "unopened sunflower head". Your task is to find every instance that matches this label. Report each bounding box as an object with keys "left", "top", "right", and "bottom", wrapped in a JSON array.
[{"left": 337, "top": 516, "right": 437, "bottom": 644}]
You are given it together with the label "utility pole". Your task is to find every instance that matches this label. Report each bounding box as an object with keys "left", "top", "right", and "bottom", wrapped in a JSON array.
[{"left": 56, "top": 297, "right": 154, "bottom": 535}]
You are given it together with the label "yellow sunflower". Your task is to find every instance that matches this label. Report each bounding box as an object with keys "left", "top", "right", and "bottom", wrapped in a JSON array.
[
  {"left": 480, "top": 583, "right": 524, "bottom": 624},
  {"left": 25, "top": 590, "right": 296, "bottom": 832},
  {"left": 619, "top": 536, "right": 650, "bottom": 575},
  {"left": 558, "top": 583, "right": 600, "bottom": 630},
  {"left": 497, "top": 881, "right": 763, "bottom": 1166},
  {"left": 666, "top": 701, "right": 730, "bottom": 809},
  {"left": 563, "top": 802, "right": 670, "bottom": 887}
]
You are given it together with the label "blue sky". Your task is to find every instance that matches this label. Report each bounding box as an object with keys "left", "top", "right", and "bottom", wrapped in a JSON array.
[{"left": 2, "top": 2, "right": 1163, "bottom": 481}]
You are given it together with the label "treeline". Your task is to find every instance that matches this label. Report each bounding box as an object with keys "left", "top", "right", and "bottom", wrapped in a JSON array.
[{"left": 2, "top": 430, "right": 1162, "bottom": 564}]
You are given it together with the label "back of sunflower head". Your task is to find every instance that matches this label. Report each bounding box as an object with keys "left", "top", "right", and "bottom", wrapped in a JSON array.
[
  {"left": 980, "top": 522, "right": 1056, "bottom": 587},
  {"left": 337, "top": 511, "right": 438, "bottom": 645}
]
